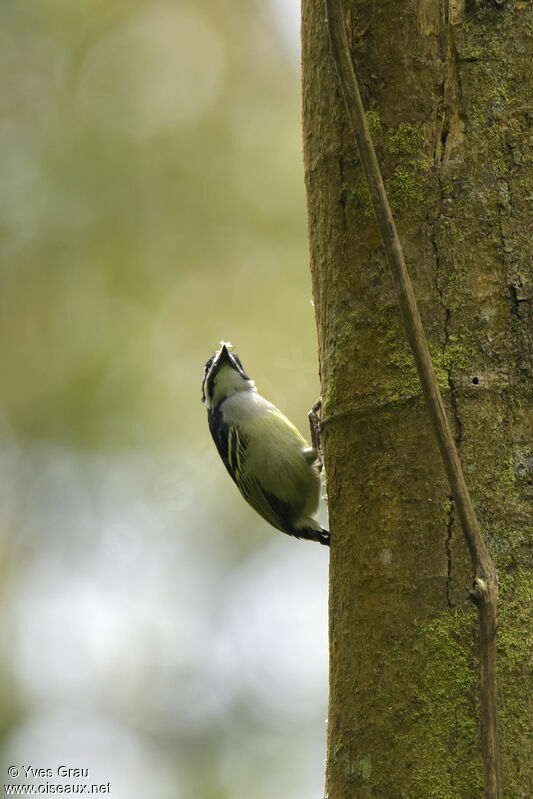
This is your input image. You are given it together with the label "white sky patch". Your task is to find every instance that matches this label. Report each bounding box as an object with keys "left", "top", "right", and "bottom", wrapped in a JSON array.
[{"left": 268, "top": 0, "right": 301, "bottom": 60}]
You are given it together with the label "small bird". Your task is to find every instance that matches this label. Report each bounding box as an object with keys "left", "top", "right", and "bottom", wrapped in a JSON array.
[{"left": 202, "top": 342, "right": 329, "bottom": 545}]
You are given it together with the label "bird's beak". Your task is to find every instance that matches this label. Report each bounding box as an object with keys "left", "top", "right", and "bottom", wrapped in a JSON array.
[{"left": 217, "top": 342, "right": 233, "bottom": 366}]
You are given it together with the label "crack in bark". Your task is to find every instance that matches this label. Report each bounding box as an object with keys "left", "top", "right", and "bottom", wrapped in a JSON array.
[
  {"left": 445, "top": 496, "right": 455, "bottom": 608},
  {"left": 432, "top": 5, "right": 464, "bottom": 445},
  {"left": 338, "top": 155, "right": 348, "bottom": 228},
  {"left": 449, "top": 377, "right": 464, "bottom": 443},
  {"left": 509, "top": 285, "right": 526, "bottom": 319},
  {"left": 432, "top": 226, "right": 463, "bottom": 445},
  {"left": 496, "top": 179, "right": 530, "bottom": 323},
  {"left": 433, "top": 84, "right": 449, "bottom": 168},
  {"left": 496, "top": 178, "right": 532, "bottom": 380},
  {"left": 431, "top": 10, "right": 465, "bottom": 604},
  {"left": 434, "top": 10, "right": 464, "bottom": 168},
  {"left": 433, "top": 231, "right": 451, "bottom": 353}
]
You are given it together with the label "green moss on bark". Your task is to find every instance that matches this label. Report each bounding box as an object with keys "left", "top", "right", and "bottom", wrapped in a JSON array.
[{"left": 392, "top": 607, "right": 483, "bottom": 798}]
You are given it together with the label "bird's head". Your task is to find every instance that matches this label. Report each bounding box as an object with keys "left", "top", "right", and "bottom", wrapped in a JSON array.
[{"left": 202, "top": 342, "right": 255, "bottom": 410}]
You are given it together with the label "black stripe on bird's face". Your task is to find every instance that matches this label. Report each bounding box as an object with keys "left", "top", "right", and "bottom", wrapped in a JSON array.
[{"left": 202, "top": 354, "right": 215, "bottom": 401}]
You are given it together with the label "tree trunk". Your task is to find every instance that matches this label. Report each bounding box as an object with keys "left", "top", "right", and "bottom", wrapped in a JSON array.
[{"left": 301, "top": 1, "right": 533, "bottom": 797}]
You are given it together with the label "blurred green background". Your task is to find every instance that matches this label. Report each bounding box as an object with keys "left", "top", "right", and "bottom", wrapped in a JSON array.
[{"left": 0, "top": 1, "right": 328, "bottom": 797}]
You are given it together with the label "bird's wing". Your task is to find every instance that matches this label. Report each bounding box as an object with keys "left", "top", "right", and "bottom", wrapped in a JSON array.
[
  {"left": 237, "top": 471, "right": 290, "bottom": 532},
  {"left": 209, "top": 412, "right": 248, "bottom": 484}
]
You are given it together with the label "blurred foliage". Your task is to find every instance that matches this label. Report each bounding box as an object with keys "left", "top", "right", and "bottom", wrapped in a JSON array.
[
  {"left": 0, "top": 2, "right": 327, "bottom": 798},
  {"left": 0, "top": 0, "right": 319, "bottom": 449}
]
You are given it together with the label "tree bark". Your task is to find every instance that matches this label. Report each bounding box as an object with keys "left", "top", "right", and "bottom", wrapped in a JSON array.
[{"left": 301, "top": 1, "right": 533, "bottom": 797}]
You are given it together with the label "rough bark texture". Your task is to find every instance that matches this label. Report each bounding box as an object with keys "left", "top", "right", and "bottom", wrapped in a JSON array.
[{"left": 301, "top": 1, "right": 533, "bottom": 797}]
